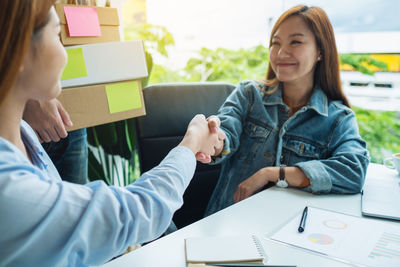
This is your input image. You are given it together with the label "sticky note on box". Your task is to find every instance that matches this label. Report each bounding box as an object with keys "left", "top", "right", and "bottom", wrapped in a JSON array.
[
  {"left": 64, "top": 6, "right": 101, "bottom": 37},
  {"left": 61, "top": 48, "right": 87, "bottom": 80},
  {"left": 106, "top": 81, "right": 142, "bottom": 114}
]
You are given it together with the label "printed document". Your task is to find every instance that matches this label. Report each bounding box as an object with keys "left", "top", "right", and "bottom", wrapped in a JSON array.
[{"left": 270, "top": 207, "right": 400, "bottom": 267}]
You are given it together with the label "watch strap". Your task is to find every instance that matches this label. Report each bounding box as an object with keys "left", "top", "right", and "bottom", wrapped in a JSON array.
[{"left": 276, "top": 165, "right": 288, "bottom": 188}]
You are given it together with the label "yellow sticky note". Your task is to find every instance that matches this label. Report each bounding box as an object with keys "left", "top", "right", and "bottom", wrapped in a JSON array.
[
  {"left": 61, "top": 48, "right": 87, "bottom": 80},
  {"left": 105, "top": 81, "right": 142, "bottom": 114}
]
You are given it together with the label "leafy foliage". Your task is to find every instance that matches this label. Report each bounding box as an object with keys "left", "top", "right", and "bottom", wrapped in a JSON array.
[
  {"left": 87, "top": 119, "right": 137, "bottom": 186},
  {"left": 149, "top": 64, "right": 186, "bottom": 84},
  {"left": 183, "top": 45, "right": 269, "bottom": 83},
  {"left": 125, "top": 23, "right": 175, "bottom": 58},
  {"left": 340, "top": 54, "right": 388, "bottom": 75},
  {"left": 353, "top": 107, "right": 400, "bottom": 163},
  {"left": 149, "top": 45, "right": 269, "bottom": 85}
]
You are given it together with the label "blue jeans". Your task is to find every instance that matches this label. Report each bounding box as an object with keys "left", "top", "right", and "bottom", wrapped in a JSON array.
[{"left": 42, "top": 128, "right": 88, "bottom": 184}]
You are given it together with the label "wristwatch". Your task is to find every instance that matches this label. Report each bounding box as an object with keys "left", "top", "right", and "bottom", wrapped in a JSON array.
[{"left": 276, "top": 165, "right": 288, "bottom": 188}]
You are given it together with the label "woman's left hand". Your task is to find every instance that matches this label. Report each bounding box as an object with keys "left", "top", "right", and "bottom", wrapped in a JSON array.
[
  {"left": 234, "top": 167, "right": 275, "bottom": 203},
  {"left": 234, "top": 166, "right": 310, "bottom": 202}
]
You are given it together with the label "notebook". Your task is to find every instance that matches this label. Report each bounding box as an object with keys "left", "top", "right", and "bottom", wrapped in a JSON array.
[
  {"left": 361, "top": 175, "right": 400, "bottom": 221},
  {"left": 185, "top": 235, "right": 267, "bottom": 266}
]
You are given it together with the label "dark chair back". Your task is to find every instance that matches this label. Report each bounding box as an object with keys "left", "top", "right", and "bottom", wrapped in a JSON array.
[{"left": 135, "top": 82, "right": 235, "bottom": 228}]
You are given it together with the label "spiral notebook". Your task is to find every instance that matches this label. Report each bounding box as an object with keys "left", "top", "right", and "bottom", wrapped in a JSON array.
[{"left": 185, "top": 235, "right": 267, "bottom": 266}]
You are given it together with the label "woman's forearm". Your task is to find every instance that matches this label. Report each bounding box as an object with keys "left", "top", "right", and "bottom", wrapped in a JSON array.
[{"left": 266, "top": 166, "right": 310, "bottom": 187}]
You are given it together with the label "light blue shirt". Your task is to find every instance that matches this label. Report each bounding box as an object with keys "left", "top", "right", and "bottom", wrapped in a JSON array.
[{"left": 0, "top": 120, "right": 196, "bottom": 266}]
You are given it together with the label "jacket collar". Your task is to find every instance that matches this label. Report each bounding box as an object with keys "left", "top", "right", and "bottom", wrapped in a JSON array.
[{"left": 263, "top": 83, "right": 329, "bottom": 117}]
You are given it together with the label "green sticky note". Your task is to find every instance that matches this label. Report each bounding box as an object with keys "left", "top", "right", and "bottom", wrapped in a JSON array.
[
  {"left": 105, "top": 81, "right": 142, "bottom": 114},
  {"left": 61, "top": 48, "right": 87, "bottom": 80}
]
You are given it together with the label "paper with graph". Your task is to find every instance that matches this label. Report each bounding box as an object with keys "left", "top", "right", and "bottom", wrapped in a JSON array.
[{"left": 270, "top": 207, "right": 400, "bottom": 267}]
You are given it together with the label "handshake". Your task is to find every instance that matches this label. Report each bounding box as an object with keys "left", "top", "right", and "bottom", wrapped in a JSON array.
[{"left": 179, "top": 114, "right": 226, "bottom": 163}]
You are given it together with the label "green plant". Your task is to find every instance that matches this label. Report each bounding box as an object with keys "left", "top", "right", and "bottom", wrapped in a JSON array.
[
  {"left": 87, "top": 120, "right": 137, "bottom": 186},
  {"left": 149, "top": 64, "right": 185, "bottom": 84},
  {"left": 353, "top": 107, "right": 400, "bottom": 163},
  {"left": 125, "top": 23, "right": 175, "bottom": 58},
  {"left": 339, "top": 54, "right": 388, "bottom": 75},
  {"left": 148, "top": 45, "right": 269, "bottom": 85},
  {"left": 183, "top": 45, "right": 269, "bottom": 84}
]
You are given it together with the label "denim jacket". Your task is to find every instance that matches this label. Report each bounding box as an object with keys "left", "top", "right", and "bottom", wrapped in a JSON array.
[{"left": 205, "top": 81, "right": 369, "bottom": 216}]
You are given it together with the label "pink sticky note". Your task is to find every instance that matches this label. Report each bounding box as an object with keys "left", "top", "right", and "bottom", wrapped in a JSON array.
[{"left": 64, "top": 6, "right": 101, "bottom": 37}]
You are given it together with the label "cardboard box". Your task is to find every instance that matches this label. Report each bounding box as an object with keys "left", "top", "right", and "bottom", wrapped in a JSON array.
[
  {"left": 61, "top": 41, "right": 148, "bottom": 88},
  {"left": 57, "top": 80, "right": 146, "bottom": 131},
  {"left": 55, "top": 3, "right": 120, "bottom": 45}
]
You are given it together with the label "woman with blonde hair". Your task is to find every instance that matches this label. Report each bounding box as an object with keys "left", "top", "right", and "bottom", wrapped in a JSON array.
[
  {"left": 202, "top": 5, "right": 369, "bottom": 216},
  {"left": 0, "top": 1, "right": 220, "bottom": 265}
]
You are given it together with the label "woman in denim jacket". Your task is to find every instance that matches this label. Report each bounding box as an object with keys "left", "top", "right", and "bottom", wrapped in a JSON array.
[{"left": 202, "top": 5, "right": 370, "bottom": 216}]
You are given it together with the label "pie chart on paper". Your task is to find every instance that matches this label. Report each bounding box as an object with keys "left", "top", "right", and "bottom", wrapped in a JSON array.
[
  {"left": 323, "top": 220, "right": 347, "bottom": 230},
  {"left": 307, "top": 233, "right": 334, "bottom": 245}
]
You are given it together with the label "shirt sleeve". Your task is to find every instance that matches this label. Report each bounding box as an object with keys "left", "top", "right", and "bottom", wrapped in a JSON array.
[
  {"left": 211, "top": 82, "right": 252, "bottom": 165},
  {"left": 295, "top": 110, "right": 369, "bottom": 194},
  {"left": 0, "top": 146, "right": 196, "bottom": 266}
]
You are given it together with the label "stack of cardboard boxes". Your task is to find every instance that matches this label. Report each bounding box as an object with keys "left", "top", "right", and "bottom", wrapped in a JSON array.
[{"left": 55, "top": 1, "right": 147, "bottom": 131}]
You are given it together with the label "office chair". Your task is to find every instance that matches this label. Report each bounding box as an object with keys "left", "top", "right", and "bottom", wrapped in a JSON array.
[{"left": 134, "top": 82, "right": 235, "bottom": 228}]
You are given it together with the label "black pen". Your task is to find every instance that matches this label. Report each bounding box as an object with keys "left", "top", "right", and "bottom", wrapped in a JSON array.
[{"left": 298, "top": 206, "right": 308, "bottom": 233}]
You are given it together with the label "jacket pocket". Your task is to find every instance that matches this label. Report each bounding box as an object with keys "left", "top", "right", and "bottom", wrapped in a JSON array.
[
  {"left": 284, "top": 139, "right": 325, "bottom": 162},
  {"left": 237, "top": 121, "right": 272, "bottom": 162}
]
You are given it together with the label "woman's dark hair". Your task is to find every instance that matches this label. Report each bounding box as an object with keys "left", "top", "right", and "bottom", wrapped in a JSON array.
[
  {"left": 264, "top": 5, "right": 350, "bottom": 107},
  {"left": 0, "top": 0, "right": 56, "bottom": 106}
]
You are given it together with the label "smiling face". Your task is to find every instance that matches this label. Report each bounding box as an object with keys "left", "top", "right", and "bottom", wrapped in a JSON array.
[
  {"left": 269, "top": 15, "right": 320, "bottom": 86},
  {"left": 16, "top": 7, "right": 67, "bottom": 102}
]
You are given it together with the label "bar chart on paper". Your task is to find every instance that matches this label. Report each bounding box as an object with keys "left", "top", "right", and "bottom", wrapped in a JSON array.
[{"left": 368, "top": 231, "right": 400, "bottom": 261}]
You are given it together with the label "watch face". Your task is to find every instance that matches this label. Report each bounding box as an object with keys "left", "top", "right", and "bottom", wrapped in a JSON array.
[{"left": 276, "top": 180, "right": 288, "bottom": 188}]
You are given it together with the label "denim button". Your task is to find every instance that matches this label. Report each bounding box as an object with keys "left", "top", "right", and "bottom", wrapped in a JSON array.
[
  {"left": 264, "top": 152, "right": 272, "bottom": 158},
  {"left": 300, "top": 143, "right": 305, "bottom": 153}
]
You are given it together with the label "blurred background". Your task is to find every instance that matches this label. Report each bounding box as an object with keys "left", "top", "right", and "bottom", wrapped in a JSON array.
[{"left": 96, "top": 0, "right": 400, "bottom": 184}]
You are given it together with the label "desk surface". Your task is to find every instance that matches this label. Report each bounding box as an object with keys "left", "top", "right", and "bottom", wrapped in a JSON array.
[{"left": 103, "top": 163, "right": 400, "bottom": 267}]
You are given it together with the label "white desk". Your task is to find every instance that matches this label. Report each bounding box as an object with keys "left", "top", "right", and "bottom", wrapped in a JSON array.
[{"left": 103, "top": 163, "right": 400, "bottom": 267}]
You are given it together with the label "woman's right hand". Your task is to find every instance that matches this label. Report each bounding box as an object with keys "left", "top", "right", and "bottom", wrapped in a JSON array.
[
  {"left": 196, "top": 115, "right": 226, "bottom": 163},
  {"left": 23, "top": 99, "right": 72, "bottom": 143},
  {"left": 179, "top": 114, "right": 221, "bottom": 161}
]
